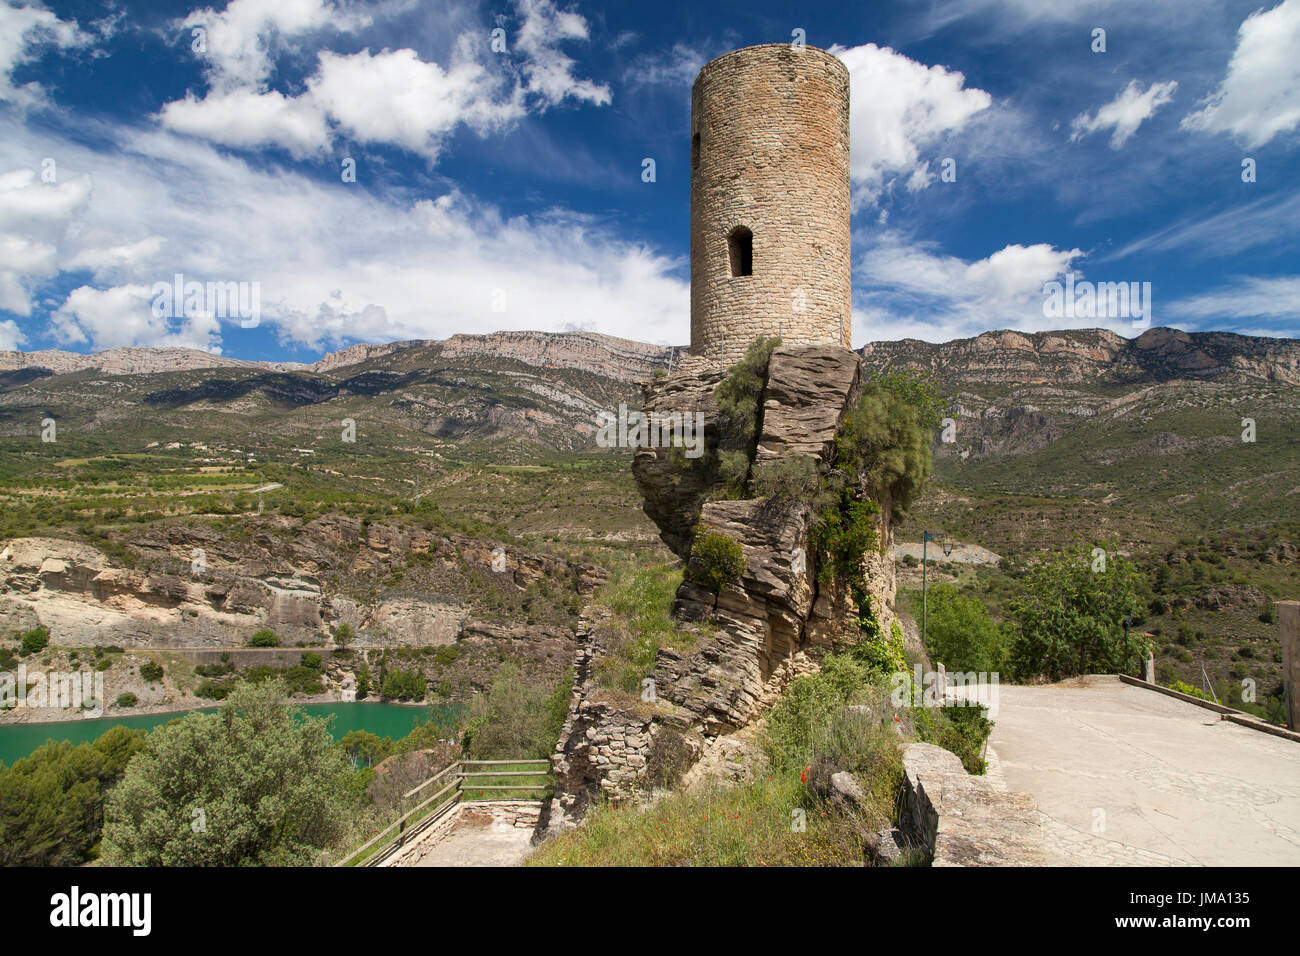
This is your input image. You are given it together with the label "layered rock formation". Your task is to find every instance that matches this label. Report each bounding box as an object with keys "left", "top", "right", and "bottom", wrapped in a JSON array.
[{"left": 542, "top": 345, "right": 897, "bottom": 833}]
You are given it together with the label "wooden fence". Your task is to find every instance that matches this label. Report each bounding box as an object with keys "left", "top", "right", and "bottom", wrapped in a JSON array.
[{"left": 332, "top": 759, "right": 551, "bottom": 867}]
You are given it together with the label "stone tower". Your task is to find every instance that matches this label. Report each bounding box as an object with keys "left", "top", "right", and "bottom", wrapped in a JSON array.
[{"left": 690, "top": 43, "right": 851, "bottom": 361}]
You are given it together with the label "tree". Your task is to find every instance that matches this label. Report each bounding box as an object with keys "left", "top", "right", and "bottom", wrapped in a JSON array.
[
  {"left": 101, "top": 679, "right": 355, "bottom": 866},
  {"left": 20, "top": 626, "right": 50, "bottom": 657},
  {"left": 1006, "top": 546, "right": 1146, "bottom": 682},
  {"left": 335, "top": 622, "right": 355, "bottom": 649},
  {"left": 923, "top": 585, "right": 1005, "bottom": 672},
  {"left": 460, "top": 663, "right": 570, "bottom": 761},
  {"left": 0, "top": 726, "right": 144, "bottom": 866}
]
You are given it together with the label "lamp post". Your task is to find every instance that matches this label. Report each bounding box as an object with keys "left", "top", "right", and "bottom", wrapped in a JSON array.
[{"left": 921, "top": 531, "right": 953, "bottom": 649}]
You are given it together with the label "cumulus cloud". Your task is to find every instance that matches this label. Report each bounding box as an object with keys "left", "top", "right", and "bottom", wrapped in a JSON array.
[
  {"left": 1071, "top": 79, "right": 1178, "bottom": 149},
  {"left": 159, "top": 0, "right": 608, "bottom": 162},
  {"left": 51, "top": 284, "right": 224, "bottom": 352},
  {"left": 1181, "top": 0, "right": 1300, "bottom": 147},
  {"left": 0, "top": 1, "right": 90, "bottom": 108},
  {"left": 0, "top": 117, "right": 688, "bottom": 353},
  {"left": 830, "top": 43, "right": 991, "bottom": 206},
  {"left": 856, "top": 232, "right": 1087, "bottom": 341},
  {"left": 0, "top": 167, "right": 92, "bottom": 315}
]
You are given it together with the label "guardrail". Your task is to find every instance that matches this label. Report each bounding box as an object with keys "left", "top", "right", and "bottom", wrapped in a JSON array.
[{"left": 332, "top": 759, "right": 551, "bottom": 867}]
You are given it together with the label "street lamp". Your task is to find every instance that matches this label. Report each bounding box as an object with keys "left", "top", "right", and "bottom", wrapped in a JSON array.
[{"left": 921, "top": 531, "right": 952, "bottom": 649}]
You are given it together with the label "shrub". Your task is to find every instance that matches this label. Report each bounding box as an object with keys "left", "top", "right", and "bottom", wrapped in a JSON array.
[
  {"left": 248, "top": 629, "right": 280, "bottom": 647},
  {"left": 116, "top": 692, "right": 138, "bottom": 708},
  {"left": 138, "top": 660, "right": 164, "bottom": 683},
  {"left": 101, "top": 680, "right": 354, "bottom": 866},
  {"left": 300, "top": 652, "right": 323, "bottom": 670},
  {"left": 19, "top": 627, "right": 50, "bottom": 657},
  {"left": 922, "top": 584, "right": 1005, "bottom": 672},
  {"left": 687, "top": 531, "right": 745, "bottom": 592},
  {"left": 751, "top": 456, "right": 820, "bottom": 505},
  {"left": 380, "top": 666, "right": 425, "bottom": 701}
]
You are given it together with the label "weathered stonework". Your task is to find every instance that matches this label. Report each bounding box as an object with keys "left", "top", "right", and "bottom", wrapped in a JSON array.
[{"left": 690, "top": 45, "right": 851, "bottom": 359}]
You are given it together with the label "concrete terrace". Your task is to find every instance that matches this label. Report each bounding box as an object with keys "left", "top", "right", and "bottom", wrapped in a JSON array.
[{"left": 981, "top": 676, "right": 1300, "bottom": 866}]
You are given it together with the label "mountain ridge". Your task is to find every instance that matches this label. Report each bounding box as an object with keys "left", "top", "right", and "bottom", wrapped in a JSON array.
[{"left": 4, "top": 326, "right": 1297, "bottom": 386}]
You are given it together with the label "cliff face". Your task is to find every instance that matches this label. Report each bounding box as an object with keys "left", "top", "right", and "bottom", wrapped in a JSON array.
[
  {"left": 859, "top": 327, "right": 1300, "bottom": 387},
  {"left": 543, "top": 345, "right": 897, "bottom": 832}
]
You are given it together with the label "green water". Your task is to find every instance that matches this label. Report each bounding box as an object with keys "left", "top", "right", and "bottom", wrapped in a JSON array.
[{"left": 0, "top": 702, "right": 457, "bottom": 766}]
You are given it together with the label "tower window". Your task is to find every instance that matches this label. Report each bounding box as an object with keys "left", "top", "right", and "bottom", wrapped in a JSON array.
[
  {"left": 691, "top": 133, "right": 700, "bottom": 170},
  {"left": 728, "top": 226, "right": 753, "bottom": 277}
]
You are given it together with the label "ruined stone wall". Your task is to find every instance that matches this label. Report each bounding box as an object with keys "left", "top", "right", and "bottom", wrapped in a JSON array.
[{"left": 690, "top": 44, "right": 851, "bottom": 360}]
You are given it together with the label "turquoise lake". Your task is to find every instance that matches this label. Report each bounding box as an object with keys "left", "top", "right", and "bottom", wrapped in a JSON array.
[{"left": 0, "top": 701, "right": 458, "bottom": 765}]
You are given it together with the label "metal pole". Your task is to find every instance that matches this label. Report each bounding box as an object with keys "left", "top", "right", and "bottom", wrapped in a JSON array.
[{"left": 922, "top": 533, "right": 929, "bottom": 648}]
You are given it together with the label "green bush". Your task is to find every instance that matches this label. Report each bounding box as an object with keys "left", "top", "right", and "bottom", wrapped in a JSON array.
[
  {"left": 300, "top": 652, "right": 323, "bottom": 670},
  {"left": 101, "top": 680, "right": 355, "bottom": 866},
  {"left": 19, "top": 627, "right": 50, "bottom": 657},
  {"left": 138, "top": 660, "right": 164, "bottom": 683},
  {"left": 1006, "top": 545, "right": 1146, "bottom": 681},
  {"left": 751, "top": 456, "right": 820, "bottom": 504},
  {"left": 248, "top": 629, "right": 280, "bottom": 647},
  {"left": 922, "top": 584, "right": 1005, "bottom": 672},
  {"left": 686, "top": 531, "right": 746, "bottom": 592},
  {"left": 913, "top": 703, "right": 993, "bottom": 774},
  {"left": 115, "top": 692, "right": 138, "bottom": 708},
  {"left": 380, "top": 666, "right": 426, "bottom": 701}
]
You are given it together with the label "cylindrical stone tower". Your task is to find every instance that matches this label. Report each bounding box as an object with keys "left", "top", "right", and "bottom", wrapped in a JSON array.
[{"left": 690, "top": 44, "right": 851, "bottom": 361}]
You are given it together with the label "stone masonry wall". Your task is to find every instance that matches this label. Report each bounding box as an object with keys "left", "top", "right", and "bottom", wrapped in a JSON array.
[{"left": 690, "top": 44, "right": 851, "bottom": 360}]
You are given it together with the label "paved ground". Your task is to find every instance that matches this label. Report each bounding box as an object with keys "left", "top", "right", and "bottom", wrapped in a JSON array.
[
  {"left": 408, "top": 809, "right": 535, "bottom": 867},
  {"left": 978, "top": 676, "right": 1300, "bottom": 865}
]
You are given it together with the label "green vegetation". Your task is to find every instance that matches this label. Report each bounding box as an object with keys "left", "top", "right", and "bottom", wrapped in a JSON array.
[
  {"left": 1006, "top": 545, "right": 1147, "bottom": 681},
  {"left": 460, "top": 662, "right": 570, "bottom": 761},
  {"left": 686, "top": 530, "right": 745, "bottom": 592},
  {"left": 102, "top": 680, "right": 355, "bottom": 865},
  {"left": 380, "top": 666, "right": 426, "bottom": 701},
  {"left": 923, "top": 584, "right": 1006, "bottom": 672},
  {"left": 591, "top": 561, "right": 700, "bottom": 696},
  {"left": 19, "top": 626, "right": 50, "bottom": 657},
  {"left": 138, "top": 660, "right": 164, "bottom": 682},
  {"left": 711, "top": 336, "right": 781, "bottom": 495},
  {"left": 247, "top": 629, "right": 280, "bottom": 647},
  {"left": 0, "top": 726, "right": 146, "bottom": 865},
  {"left": 116, "top": 692, "right": 138, "bottom": 707}
]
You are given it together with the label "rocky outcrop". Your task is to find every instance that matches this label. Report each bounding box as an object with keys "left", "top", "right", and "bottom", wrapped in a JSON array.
[
  {"left": 0, "top": 523, "right": 603, "bottom": 650},
  {"left": 543, "top": 345, "right": 895, "bottom": 832}
]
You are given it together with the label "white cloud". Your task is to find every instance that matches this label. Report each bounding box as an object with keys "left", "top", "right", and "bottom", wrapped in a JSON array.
[
  {"left": 1071, "top": 80, "right": 1178, "bottom": 149},
  {"left": 0, "top": 2, "right": 90, "bottom": 108},
  {"left": 159, "top": 0, "right": 608, "bottom": 162},
  {"left": 623, "top": 41, "right": 708, "bottom": 88},
  {"left": 0, "top": 167, "right": 92, "bottom": 315},
  {"left": 0, "top": 118, "right": 688, "bottom": 353},
  {"left": 1182, "top": 0, "right": 1300, "bottom": 147},
  {"left": 856, "top": 232, "right": 1088, "bottom": 341},
  {"left": 180, "top": 0, "right": 367, "bottom": 92},
  {"left": 51, "top": 284, "right": 224, "bottom": 352},
  {"left": 1167, "top": 275, "right": 1300, "bottom": 323},
  {"left": 309, "top": 43, "right": 522, "bottom": 159},
  {"left": 512, "top": 0, "right": 611, "bottom": 107},
  {"left": 830, "top": 43, "right": 991, "bottom": 206}
]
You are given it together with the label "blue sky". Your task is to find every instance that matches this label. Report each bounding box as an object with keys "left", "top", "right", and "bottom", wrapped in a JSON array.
[{"left": 0, "top": 0, "right": 1297, "bottom": 363}]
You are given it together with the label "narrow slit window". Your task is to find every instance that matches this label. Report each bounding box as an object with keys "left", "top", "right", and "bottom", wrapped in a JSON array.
[
  {"left": 728, "top": 226, "right": 753, "bottom": 277},
  {"left": 691, "top": 132, "right": 700, "bottom": 170}
]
